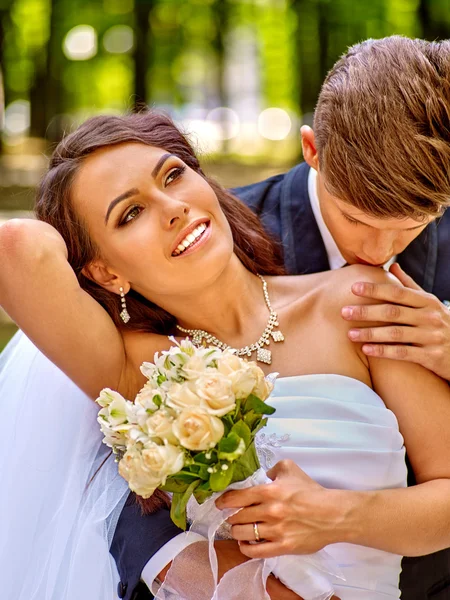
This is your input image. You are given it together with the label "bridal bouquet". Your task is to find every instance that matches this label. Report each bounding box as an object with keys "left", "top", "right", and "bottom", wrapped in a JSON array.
[
  {"left": 96, "top": 337, "right": 275, "bottom": 530},
  {"left": 97, "top": 338, "right": 342, "bottom": 599}
]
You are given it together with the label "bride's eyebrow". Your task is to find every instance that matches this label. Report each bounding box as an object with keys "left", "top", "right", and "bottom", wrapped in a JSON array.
[
  {"left": 151, "top": 153, "right": 176, "bottom": 178},
  {"left": 105, "top": 188, "right": 139, "bottom": 224},
  {"left": 104, "top": 154, "right": 177, "bottom": 224}
]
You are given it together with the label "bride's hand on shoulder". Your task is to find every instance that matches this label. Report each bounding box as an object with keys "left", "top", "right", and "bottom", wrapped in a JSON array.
[{"left": 216, "top": 459, "right": 345, "bottom": 559}]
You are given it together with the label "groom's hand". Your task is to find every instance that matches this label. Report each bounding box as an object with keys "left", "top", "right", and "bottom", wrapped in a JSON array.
[{"left": 341, "top": 263, "right": 450, "bottom": 381}]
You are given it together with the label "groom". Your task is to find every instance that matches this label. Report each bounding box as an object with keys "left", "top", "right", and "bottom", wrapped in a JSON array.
[{"left": 112, "top": 36, "right": 450, "bottom": 600}]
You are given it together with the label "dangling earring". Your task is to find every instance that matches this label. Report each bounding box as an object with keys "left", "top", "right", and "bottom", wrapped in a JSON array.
[{"left": 119, "top": 287, "right": 130, "bottom": 323}]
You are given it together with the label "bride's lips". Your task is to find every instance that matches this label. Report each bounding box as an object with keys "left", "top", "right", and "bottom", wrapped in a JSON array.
[{"left": 171, "top": 219, "right": 211, "bottom": 258}]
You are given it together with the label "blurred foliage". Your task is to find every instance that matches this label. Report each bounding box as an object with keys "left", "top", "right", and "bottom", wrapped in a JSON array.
[{"left": 0, "top": 0, "right": 448, "bottom": 161}]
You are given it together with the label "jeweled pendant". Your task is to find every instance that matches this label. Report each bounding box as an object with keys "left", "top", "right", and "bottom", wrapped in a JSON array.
[
  {"left": 256, "top": 347, "right": 272, "bottom": 364},
  {"left": 271, "top": 330, "right": 285, "bottom": 343},
  {"left": 120, "top": 309, "right": 130, "bottom": 324}
]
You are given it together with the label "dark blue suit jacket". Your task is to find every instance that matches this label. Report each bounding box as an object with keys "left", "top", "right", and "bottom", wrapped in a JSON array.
[{"left": 111, "top": 162, "right": 450, "bottom": 600}]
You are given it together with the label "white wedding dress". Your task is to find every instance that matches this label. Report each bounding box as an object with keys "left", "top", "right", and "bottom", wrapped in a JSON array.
[
  {"left": 0, "top": 332, "right": 407, "bottom": 599},
  {"left": 255, "top": 374, "right": 407, "bottom": 599}
]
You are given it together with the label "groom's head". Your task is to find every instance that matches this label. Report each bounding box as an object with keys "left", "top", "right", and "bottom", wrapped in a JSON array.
[{"left": 302, "top": 36, "right": 450, "bottom": 266}]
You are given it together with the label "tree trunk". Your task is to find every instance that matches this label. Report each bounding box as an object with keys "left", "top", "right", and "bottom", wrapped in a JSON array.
[{"left": 133, "top": 0, "right": 155, "bottom": 111}]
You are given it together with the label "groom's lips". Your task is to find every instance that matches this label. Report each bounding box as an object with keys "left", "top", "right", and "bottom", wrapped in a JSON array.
[{"left": 354, "top": 256, "right": 384, "bottom": 267}]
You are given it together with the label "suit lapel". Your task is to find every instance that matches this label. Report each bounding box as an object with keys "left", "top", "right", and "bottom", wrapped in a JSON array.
[
  {"left": 397, "top": 221, "right": 438, "bottom": 293},
  {"left": 279, "top": 163, "right": 330, "bottom": 274}
]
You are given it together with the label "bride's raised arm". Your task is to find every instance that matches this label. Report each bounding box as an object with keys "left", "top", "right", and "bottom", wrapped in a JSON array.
[{"left": 0, "top": 218, "right": 129, "bottom": 399}]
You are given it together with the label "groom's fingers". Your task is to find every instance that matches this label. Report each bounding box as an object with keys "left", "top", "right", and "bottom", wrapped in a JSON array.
[
  {"left": 348, "top": 325, "right": 434, "bottom": 345},
  {"left": 361, "top": 343, "right": 424, "bottom": 363},
  {"left": 350, "top": 280, "right": 428, "bottom": 308},
  {"left": 342, "top": 303, "right": 421, "bottom": 325}
]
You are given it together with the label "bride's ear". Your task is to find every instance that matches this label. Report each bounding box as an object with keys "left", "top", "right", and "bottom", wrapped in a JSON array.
[{"left": 82, "top": 260, "right": 129, "bottom": 294}]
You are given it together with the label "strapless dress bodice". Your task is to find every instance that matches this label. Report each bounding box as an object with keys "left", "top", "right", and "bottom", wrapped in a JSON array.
[{"left": 255, "top": 374, "right": 407, "bottom": 599}]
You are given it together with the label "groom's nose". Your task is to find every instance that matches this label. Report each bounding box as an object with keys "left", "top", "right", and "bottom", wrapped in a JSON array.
[{"left": 362, "top": 231, "right": 397, "bottom": 265}]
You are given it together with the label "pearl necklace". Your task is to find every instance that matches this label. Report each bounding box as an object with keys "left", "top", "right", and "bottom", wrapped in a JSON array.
[{"left": 176, "top": 275, "right": 285, "bottom": 365}]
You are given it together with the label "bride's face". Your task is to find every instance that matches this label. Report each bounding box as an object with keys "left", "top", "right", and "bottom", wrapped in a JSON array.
[{"left": 71, "top": 142, "right": 234, "bottom": 298}]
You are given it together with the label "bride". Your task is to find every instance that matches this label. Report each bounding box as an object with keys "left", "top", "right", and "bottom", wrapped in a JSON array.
[{"left": 1, "top": 110, "right": 449, "bottom": 600}]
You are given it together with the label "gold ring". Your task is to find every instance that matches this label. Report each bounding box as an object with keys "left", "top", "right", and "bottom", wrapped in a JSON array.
[{"left": 253, "top": 522, "right": 261, "bottom": 542}]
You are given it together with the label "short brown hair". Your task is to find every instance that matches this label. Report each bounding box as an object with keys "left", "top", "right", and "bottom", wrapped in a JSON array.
[
  {"left": 35, "top": 111, "right": 284, "bottom": 334},
  {"left": 314, "top": 36, "right": 450, "bottom": 219}
]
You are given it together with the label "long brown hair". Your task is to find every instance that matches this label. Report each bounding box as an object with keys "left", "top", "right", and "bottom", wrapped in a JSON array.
[
  {"left": 35, "top": 110, "right": 285, "bottom": 513},
  {"left": 35, "top": 111, "right": 285, "bottom": 335}
]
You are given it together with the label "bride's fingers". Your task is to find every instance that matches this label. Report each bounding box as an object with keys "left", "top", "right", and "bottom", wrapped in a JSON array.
[
  {"left": 238, "top": 539, "right": 283, "bottom": 559},
  {"left": 226, "top": 505, "right": 264, "bottom": 525},
  {"left": 230, "top": 522, "right": 270, "bottom": 542}
]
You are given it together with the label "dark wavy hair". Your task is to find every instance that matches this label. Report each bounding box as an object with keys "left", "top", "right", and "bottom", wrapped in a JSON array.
[
  {"left": 35, "top": 110, "right": 285, "bottom": 514},
  {"left": 35, "top": 111, "right": 285, "bottom": 336}
]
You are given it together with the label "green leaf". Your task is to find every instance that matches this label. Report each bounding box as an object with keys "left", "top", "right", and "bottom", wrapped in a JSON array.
[
  {"left": 210, "top": 463, "right": 235, "bottom": 492},
  {"left": 152, "top": 394, "right": 162, "bottom": 408},
  {"left": 193, "top": 481, "right": 214, "bottom": 504},
  {"left": 243, "top": 394, "right": 276, "bottom": 415},
  {"left": 192, "top": 450, "right": 216, "bottom": 465},
  {"left": 170, "top": 479, "right": 200, "bottom": 530},
  {"left": 218, "top": 431, "right": 246, "bottom": 461},
  {"left": 243, "top": 410, "right": 260, "bottom": 433},
  {"left": 233, "top": 443, "right": 260, "bottom": 483},
  {"left": 231, "top": 420, "right": 252, "bottom": 447},
  {"left": 160, "top": 478, "right": 190, "bottom": 494}
]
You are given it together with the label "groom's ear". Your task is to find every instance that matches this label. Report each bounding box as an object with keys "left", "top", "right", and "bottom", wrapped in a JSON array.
[
  {"left": 301, "top": 126, "right": 319, "bottom": 171},
  {"left": 82, "top": 260, "right": 126, "bottom": 293}
]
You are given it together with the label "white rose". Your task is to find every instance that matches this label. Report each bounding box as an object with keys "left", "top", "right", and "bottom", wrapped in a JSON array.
[
  {"left": 141, "top": 440, "right": 185, "bottom": 481},
  {"left": 118, "top": 445, "right": 161, "bottom": 499},
  {"left": 119, "top": 441, "right": 185, "bottom": 498},
  {"left": 196, "top": 373, "right": 236, "bottom": 416},
  {"left": 173, "top": 407, "right": 224, "bottom": 451},
  {"left": 146, "top": 410, "right": 179, "bottom": 445},
  {"left": 217, "top": 353, "right": 257, "bottom": 399},
  {"left": 182, "top": 354, "right": 211, "bottom": 380},
  {"left": 166, "top": 381, "right": 202, "bottom": 411},
  {"left": 247, "top": 363, "right": 273, "bottom": 400}
]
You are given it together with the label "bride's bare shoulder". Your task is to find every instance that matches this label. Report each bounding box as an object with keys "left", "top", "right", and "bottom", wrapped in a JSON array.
[
  {"left": 120, "top": 330, "right": 174, "bottom": 397},
  {"left": 270, "top": 266, "right": 399, "bottom": 312}
]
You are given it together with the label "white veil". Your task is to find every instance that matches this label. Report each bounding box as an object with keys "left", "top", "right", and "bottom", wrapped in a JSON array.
[{"left": 0, "top": 331, "right": 129, "bottom": 599}]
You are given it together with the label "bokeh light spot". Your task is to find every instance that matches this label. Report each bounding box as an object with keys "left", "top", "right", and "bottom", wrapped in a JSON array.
[
  {"left": 258, "top": 107, "right": 292, "bottom": 140},
  {"left": 63, "top": 25, "right": 98, "bottom": 61},
  {"left": 103, "top": 25, "right": 134, "bottom": 54}
]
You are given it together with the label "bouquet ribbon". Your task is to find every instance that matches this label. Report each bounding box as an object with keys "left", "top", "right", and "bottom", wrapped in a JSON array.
[{"left": 156, "top": 468, "right": 344, "bottom": 600}]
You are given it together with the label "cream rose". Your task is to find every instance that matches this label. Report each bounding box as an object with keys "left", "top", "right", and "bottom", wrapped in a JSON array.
[
  {"left": 119, "top": 441, "right": 185, "bottom": 498},
  {"left": 196, "top": 373, "right": 236, "bottom": 416},
  {"left": 135, "top": 382, "right": 165, "bottom": 411},
  {"left": 166, "top": 381, "right": 202, "bottom": 411},
  {"left": 247, "top": 363, "right": 273, "bottom": 400},
  {"left": 118, "top": 446, "right": 161, "bottom": 498},
  {"left": 217, "top": 353, "right": 257, "bottom": 399},
  {"left": 173, "top": 407, "right": 224, "bottom": 451},
  {"left": 146, "top": 410, "right": 179, "bottom": 445}
]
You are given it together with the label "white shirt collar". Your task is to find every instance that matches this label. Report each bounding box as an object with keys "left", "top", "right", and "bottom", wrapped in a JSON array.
[
  {"left": 308, "top": 167, "right": 396, "bottom": 271},
  {"left": 308, "top": 167, "right": 347, "bottom": 270}
]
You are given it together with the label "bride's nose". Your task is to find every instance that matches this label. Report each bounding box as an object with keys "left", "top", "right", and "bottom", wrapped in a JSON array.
[{"left": 160, "top": 198, "right": 190, "bottom": 229}]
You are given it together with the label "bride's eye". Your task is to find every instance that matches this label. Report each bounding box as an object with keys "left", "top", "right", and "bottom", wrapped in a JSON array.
[
  {"left": 120, "top": 206, "right": 142, "bottom": 226},
  {"left": 165, "top": 165, "right": 186, "bottom": 186}
]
